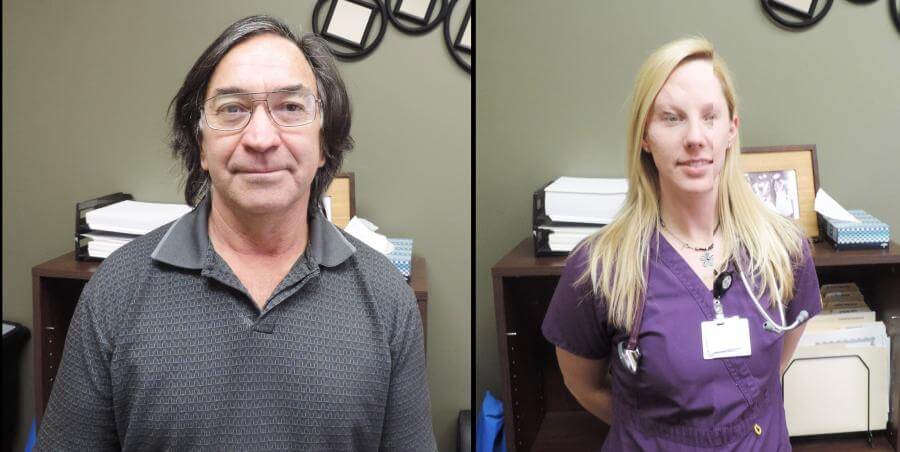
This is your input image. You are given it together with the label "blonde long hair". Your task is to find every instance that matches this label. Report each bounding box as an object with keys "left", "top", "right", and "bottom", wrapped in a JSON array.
[{"left": 577, "top": 37, "right": 805, "bottom": 333}]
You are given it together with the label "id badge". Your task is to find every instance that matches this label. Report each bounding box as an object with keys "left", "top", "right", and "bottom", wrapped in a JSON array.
[{"left": 701, "top": 317, "right": 751, "bottom": 359}]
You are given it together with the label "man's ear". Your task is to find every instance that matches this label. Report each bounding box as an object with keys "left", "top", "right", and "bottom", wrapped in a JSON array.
[
  {"left": 199, "top": 144, "right": 208, "bottom": 171},
  {"left": 197, "top": 123, "right": 209, "bottom": 171}
]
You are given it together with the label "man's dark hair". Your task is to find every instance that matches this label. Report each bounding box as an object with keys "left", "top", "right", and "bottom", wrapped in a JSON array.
[{"left": 168, "top": 15, "right": 353, "bottom": 216}]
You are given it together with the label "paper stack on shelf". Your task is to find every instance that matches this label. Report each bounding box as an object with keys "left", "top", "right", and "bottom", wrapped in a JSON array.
[
  {"left": 533, "top": 177, "right": 627, "bottom": 256},
  {"left": 783, "top": 282, "right": 890, "bottom": 437},
  {"left": 85, "top": 200, "right": 193, "bottom": 235},
  {"left": 81, "top": 200, "right": 192, "bottom": 259}
]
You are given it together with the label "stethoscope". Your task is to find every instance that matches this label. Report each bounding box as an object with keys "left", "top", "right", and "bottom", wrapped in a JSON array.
[{"left": 618, "top": 262, "right": 810, "bottom": 374}]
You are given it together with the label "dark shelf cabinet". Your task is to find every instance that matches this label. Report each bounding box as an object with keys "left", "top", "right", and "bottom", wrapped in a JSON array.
[{"left": 492, "top": 239, "right": 900, "bottom": 451}]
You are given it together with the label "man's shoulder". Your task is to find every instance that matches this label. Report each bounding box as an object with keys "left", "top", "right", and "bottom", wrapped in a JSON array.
[
  {"left": 87, "top": 222, "right": 173, "bottom": 293},
  {"left": 72, "top": 223, "right": 175, "bottom": 340},
  {"left": 99, "top": 222, "right": 171, "bottom": 270},
  {"left": 338, "top": 231, "right": 414, "bottom": 306}
]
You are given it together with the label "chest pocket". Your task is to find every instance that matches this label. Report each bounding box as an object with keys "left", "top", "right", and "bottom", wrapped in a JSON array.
[{"left": 631, "top": 288, "right": 736, "bottom": 426}]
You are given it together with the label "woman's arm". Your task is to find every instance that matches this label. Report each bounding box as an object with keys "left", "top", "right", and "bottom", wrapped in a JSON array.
[
  {"left": 556, "top": 347, "right": 614, "bottom": 424},
  {"left": 780, "top": 323, "right": 807, "bottom": 376}
]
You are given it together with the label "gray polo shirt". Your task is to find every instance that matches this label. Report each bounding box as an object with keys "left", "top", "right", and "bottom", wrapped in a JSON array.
[{"left": 36, "top": 195, "right": 437, "bottom": 451}]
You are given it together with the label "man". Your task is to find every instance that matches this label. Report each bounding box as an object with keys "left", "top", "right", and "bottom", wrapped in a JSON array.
[{"left": 37, "top": 15, "right": 436, "bottom": 451}]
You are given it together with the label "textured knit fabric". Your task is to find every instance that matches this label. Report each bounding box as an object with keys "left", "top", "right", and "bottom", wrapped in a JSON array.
[{"left": 36, "top": 195, "right": 437, "bottom": 451}]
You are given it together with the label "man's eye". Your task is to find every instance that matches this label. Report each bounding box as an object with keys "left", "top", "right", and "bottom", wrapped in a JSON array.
[
  {"left": 218, "top": 104, "right": 248, "bottom": 114},
  {"left": 282, "top": 103, "right": 306, "bottom": 112}
]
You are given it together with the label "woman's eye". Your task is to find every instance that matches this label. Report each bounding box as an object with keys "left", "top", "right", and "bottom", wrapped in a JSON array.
[{"left": 664, "top": 114, "right": 680, "bottom": 123}]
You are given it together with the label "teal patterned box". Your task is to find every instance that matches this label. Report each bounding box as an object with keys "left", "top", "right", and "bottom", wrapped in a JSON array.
[
  {"left": 386, "top": 238, "right": 413, "bottom": 280},
  {"left": 824, "top": 210, "right": 890, "bottom": 248}
]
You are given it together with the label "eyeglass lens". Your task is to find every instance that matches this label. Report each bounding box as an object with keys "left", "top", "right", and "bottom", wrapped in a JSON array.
[{"left": 204, "top": 91, "right": 317, "bottom": 130}]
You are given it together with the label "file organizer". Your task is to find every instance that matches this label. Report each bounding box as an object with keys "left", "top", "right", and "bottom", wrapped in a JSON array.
[{"left": 783, "top": 345, "right": 890, "bottom": 444}]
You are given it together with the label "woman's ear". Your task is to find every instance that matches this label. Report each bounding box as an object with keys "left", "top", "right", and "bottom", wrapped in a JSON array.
[{"left": 728, "top": 115, "right": 740, "bottom": 147}]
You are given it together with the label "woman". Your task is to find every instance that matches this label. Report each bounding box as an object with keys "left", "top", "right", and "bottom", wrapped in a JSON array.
[{"left": 542, "top": 37, "right": 822, "bottom": 450}]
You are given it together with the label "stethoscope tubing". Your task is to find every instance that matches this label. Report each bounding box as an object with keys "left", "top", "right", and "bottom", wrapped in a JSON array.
[{"left": 619, "top": 263, "right": 809, "bottom": 374}]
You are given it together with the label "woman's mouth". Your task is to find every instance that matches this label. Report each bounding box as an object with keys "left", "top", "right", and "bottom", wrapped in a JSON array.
[{"left": 677, "top": 159, "right": 712, "bottom": 167}]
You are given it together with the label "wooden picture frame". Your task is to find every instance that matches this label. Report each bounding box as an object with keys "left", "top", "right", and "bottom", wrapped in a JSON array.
[
  {"left": 324, "top": 172, "right": 356, "bottom": 229},
  {"left": 739, "top": 145, "right": 820, "bottom": 239}
]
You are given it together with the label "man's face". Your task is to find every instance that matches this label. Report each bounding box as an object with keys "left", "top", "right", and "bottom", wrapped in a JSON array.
[
  {"left": 199, "top": 34, "right": 324, "bottom": 215},
  {"left": 641, "top": 59, "right": 738, "bottom": 198}
]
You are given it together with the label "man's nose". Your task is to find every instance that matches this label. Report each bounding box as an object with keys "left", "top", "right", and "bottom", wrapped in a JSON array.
[{"left": 242, "top": 102, "right": 280, "bottom": 151}]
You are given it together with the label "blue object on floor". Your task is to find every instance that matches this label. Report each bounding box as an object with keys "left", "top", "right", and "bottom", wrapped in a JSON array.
[
  {"left": 24, "top": 419, "right": 35, "bottom": 452},
  {"left": 475, "top": 391, "right": 507, "bottom": 452}
]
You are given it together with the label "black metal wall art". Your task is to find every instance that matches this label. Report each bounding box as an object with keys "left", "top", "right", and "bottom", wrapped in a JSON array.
[
  {"left": 762, "top": 0, "right": 900, "bottom": 35},
  {"left": 443, "top": 0, "right": 471, "bottom": 72},
  {"left": 313, "top": 0, "right": 472, "bottom": 73}
]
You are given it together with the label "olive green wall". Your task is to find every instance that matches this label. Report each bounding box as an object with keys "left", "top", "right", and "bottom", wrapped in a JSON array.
[
  {"left": 476, "top": 0, "right": 899, "bottom": 415},
  {"left": 2, "top": 1, "right": 470, "bottom": 451}
]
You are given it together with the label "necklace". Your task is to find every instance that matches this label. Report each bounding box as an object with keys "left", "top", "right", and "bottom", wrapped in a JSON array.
[{"left": 660, "top": 218, "right": 719, "bottom": 269}]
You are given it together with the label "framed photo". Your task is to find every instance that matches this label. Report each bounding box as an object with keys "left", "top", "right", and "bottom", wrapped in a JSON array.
[
  {"left": 768, "top": 0, "right": 818, "bottom": 19},
  {"left": 323, "top": 0, "right": 377, "bottom": 50},
  {"left": 454, "top": 3, "right": 471, "bottom": 53},
  {"left": 739, "top": 145, "right": 821, "bottom": 239},
  {"left": 394, "top": 0, "right": 437, "bottom": 26}
]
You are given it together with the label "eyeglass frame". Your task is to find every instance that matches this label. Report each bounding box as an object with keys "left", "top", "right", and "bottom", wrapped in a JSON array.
[{"left": 199, "top": 89, "right": 323, "bottom": 131}]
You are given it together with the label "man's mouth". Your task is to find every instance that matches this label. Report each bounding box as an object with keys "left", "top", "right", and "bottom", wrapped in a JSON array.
[{"left": 240, "top": 168, "right": 283, "bottom": 174}]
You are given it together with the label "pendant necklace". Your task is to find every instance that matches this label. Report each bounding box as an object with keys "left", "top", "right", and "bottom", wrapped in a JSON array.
[{"left": 660, "top": 218, "right": 720, "bottom": 269}]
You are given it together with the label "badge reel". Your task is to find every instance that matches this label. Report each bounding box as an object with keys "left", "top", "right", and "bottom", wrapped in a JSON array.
[{"left": 701, "top": 271, "right": 752, "bottom": 360}]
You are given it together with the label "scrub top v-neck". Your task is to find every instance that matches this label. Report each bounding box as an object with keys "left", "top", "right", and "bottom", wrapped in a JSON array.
[{"left": 542, "top": 232, "right": 822, "bottom": 451}]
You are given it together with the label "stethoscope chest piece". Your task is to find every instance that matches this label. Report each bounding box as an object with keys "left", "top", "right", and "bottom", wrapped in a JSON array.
[{"left": 618, "top": 341, "right": 641, "bottom": 374}]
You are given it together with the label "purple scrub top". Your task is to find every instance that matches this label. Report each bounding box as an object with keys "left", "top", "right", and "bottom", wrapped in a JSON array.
[{"left": 542, "top": 232, "right": 822, "bottom": 451}]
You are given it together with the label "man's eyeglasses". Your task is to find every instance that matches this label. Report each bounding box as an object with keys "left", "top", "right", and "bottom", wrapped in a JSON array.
[{"left": 200, "top": 90, "right": 321, "bottom": 131}]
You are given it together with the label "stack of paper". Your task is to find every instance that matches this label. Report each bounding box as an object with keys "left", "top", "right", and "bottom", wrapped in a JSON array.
[
  {"left": 83, "top": 232, "right": 137, "bottom": 259},
  {"left": 82, "top": 200, "right": 192, "bottom": 258},
  {"left": 535, "top": 225, "right": 600, "bottom": 253},
  {"left": 543, "top": 177, "right": 627, "bottom": 224},
  {"left": 784, "top": 282, "right": 890, "bottom": 436},
  {"left": 533, "top": 177, "right": 627, "bottom": 256},
  {"left": 802, "top": 283, "right": 887, "bottom": 346},
  {"left": 85, "top": 200, "right": 193, "bottom": 235}
]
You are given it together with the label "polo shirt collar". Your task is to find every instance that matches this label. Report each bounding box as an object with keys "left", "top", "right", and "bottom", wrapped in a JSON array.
[{"left": 151, "top": 194, "right": 355, "bottom": 270}]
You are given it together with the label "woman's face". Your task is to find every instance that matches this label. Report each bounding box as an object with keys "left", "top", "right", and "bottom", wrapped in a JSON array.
[{"left": 642, "top": 59, "right": 738, "bottom": 199}]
